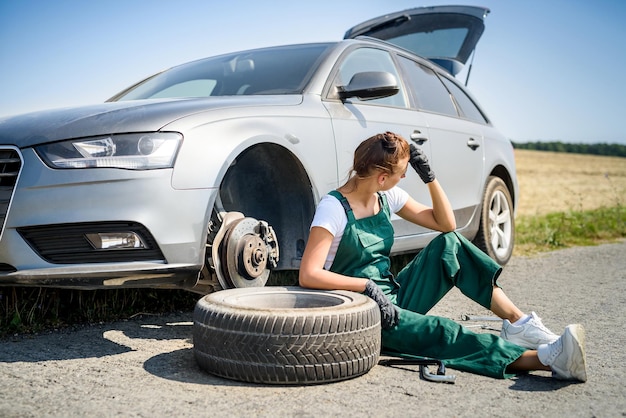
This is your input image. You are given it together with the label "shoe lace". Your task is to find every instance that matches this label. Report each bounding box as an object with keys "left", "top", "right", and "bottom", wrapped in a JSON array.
[
  {"left": 529, "top": 315, "right": 554, "bottom": 335},
  {"left": 546, "top": 338, "right": 563, "bottom": 365}
]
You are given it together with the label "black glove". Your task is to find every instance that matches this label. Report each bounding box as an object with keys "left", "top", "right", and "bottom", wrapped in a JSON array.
[
  {"left": 409, "top": 144, "right": 435, "bottom": 184},
  {"left": 364, "top": 280, "right": 399, "bottom": 330}
]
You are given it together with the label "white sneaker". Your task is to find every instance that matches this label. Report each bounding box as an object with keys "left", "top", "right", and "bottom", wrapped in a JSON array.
[
  {"left": 500, "top": 312, "right": 559, "bottom": 349},
  {"left": 538, "top": 324, "right": 587, "bottom": 382}
]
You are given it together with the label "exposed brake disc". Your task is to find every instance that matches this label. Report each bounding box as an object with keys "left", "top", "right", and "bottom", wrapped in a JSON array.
[{"left": 213, "top": 214, "right": 279, "bottom": 289}]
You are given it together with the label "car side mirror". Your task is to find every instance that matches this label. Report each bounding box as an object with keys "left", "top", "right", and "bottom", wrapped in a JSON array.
[{"left": 338, "top": 71, "right": 399, "bottom": 101}]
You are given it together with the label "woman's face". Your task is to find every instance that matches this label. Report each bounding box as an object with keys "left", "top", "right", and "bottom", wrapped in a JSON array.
[{"left": 381, "top": 157, "right": 409, "bottom": 190}]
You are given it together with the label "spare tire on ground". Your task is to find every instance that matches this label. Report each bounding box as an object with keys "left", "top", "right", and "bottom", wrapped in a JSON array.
[{"left": 193, "top": 286, "right": 381, "bottom": 385}]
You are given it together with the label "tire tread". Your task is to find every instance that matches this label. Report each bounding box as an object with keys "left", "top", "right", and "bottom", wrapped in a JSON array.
[{"left": 193, "top": 289, "right": 380, "bottom": 384}]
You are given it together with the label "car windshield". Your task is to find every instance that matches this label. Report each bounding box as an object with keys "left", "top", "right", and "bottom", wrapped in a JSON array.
[{"left": 112, "top": 43, "right": 333, "bottom": 101}]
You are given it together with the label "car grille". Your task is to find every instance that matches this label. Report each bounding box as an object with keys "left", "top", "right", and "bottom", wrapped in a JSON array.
[
  {"left": 18, "top": 222, "right": 165, "bottom": 264},
  {"left": 0, "top": 148, "right": 22, "bottom": 237}
]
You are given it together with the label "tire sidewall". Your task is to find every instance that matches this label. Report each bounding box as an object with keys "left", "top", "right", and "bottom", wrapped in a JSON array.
[
  {"left": 193, "top": 286, "right": 381, "bottom": 385},
  {"left": 477, "top": 176, "right": 515, "bottom": 265}
]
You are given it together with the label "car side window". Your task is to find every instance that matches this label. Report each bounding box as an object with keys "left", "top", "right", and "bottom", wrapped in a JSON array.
[
  {"left": 397, "top": 56, "right": 458, "bottom": 117},
  {"left": 440, "top": 77, "right": 488, "bottom": 124},
  {"left": 333, "top": 48, "right": 408, "bottom": 108}
]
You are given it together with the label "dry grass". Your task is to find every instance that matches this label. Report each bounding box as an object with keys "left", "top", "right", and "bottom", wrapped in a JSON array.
[
  {"left": 515, "top": 149, "right": 626, "bottom": 216},
  {"left": 513, "top": 149, "right": 626, "bottom": 256}
]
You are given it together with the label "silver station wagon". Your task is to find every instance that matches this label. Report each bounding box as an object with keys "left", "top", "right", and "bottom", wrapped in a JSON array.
[{"left": 0, "top": 5, "right": 517, "bottom": 293}]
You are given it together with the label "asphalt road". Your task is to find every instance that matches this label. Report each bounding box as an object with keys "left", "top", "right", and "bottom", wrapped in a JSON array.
[{"left": 1, "top": 241, "right": 625, "bottom": 418}]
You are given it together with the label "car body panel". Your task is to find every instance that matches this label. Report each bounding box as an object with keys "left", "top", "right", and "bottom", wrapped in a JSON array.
[
  {"left": 0, "top": 96, "right": 303, "bottom": 148},
  {"left": 425, "top": 113, "right": 485, "bottom": 215},
  {"left": 166, "top": 95, "right": 337, "bottom": 193}
]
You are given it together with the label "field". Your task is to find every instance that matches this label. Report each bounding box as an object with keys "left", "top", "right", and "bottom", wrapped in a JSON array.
[
  {"left": 514, "top": 149, "right": 626, "bottom": 216},
  {"left": 512, "top": 149, "right": 625, "bottom": 256}
]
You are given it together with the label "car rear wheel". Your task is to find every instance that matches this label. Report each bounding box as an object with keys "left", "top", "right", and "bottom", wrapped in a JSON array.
[
  {"left": 193, "top": 286, "right": 381, "bottom": 385},
  {"left": 473, "top": 176, "right": 515, "bottom": 265}
]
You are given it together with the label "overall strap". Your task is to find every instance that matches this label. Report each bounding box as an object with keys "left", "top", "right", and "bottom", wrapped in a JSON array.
[
  {"left": 377, "top": 192, "right": 390, "bottom": 216},
  {"left": 328, "top": 190, "right": 356, "bottom": 222},
  {"left": 329, "top": 190, "right": 390, "bottom": 221}
]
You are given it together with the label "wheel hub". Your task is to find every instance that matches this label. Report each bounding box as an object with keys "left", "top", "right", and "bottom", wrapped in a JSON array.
[{"left": 238, "top": 234, "right": 268, "bottom": 278}]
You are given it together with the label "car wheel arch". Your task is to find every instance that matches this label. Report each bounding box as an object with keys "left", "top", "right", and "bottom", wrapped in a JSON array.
[
  {"left": 472, "top": 168, "right": 516, "bottom": 265},
  {"left": 489, "top": 164, "right": 516, "bottom": 210},
  {"left": 216, "top": 142, "right": 316, "bottom": 272}
]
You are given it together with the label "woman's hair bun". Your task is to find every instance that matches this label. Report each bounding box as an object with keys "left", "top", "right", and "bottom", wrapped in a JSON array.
[{"left": 381, "top": 131, "right": 398, "bottom": 153}]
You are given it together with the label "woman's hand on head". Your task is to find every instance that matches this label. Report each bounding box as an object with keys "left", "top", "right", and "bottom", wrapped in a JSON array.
[{"left": 409, "top": 144, "right": 436, "bottom": 184}]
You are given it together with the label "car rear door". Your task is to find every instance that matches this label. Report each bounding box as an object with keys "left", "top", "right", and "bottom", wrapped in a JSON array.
[{"left": 396, "top": 55, "right": 485, "bottom": 229}]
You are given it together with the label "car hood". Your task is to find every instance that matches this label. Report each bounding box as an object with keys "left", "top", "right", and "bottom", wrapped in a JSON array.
[
  {"left": 344, "top": 5, "right": 489, "bottom": 76},
  {"left": 0, "top": 96, "right": 301, "bottom": 147}
]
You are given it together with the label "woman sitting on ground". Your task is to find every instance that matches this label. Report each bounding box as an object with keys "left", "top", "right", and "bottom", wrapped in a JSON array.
[{"left": 299, "top": 131, "right": 587, "bottom": 381}]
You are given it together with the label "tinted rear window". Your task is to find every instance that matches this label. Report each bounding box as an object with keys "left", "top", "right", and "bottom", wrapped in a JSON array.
[
  {"left": 440, "top": 77, "right": 487, "bottom": 124},
  {"left": 398, "top": 57, "right": 457, "bottom": 116}
]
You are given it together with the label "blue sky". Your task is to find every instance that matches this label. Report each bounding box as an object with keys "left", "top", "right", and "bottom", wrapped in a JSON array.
[{"left": 1, "top": 0, "right": 624, "bottom": 144}]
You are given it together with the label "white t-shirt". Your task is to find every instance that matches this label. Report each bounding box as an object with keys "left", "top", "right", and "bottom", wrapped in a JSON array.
[{"left": 311, "top": 186, "right": 410, "bottom": 269}]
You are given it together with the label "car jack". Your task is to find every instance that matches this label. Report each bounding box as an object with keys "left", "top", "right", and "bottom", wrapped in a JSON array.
[{"left": 379, "top": 357, "right": 456, "bottom": 384}]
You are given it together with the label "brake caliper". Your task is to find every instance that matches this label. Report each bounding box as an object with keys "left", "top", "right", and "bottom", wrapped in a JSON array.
[{"left": 258, "top": 220, "right": 279, "bottom": 270}]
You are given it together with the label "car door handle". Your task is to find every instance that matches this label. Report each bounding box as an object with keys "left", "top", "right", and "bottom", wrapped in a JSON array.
[
  {"left": 467, "top": 137, "right": 480, "bottom": 150},
  {"left": 410, "top": 130, "right": 429, "bottom": 145}
]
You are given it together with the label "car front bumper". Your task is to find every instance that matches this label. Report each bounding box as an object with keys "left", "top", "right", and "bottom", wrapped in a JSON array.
[{"left": 0, "top": 147, "right": 215, "bottom": 289}]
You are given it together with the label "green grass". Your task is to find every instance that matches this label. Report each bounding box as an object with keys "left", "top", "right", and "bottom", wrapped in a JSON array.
[
  {"left": 0, "top": 288, "right": 198, "bottom": 338},
  {"left": 1, "top": 205, "right": 624, "bottom": 338},
  {"left": 515, "top": 205, "right": 626, "bottom": 255}
]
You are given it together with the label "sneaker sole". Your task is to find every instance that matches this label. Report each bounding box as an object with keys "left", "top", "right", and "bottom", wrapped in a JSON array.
[{"left": 564, "top": 324, "right": 588, "bottom": 382}]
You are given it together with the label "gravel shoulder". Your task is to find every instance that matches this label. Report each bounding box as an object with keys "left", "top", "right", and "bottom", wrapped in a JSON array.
[{"left": 1, "top": 241, "right": 625, "bottom": 418}]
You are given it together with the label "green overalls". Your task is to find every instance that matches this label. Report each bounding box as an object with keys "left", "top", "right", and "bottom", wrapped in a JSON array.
[{"left": 328, "top": 190, "right": 526, "bottom": 379}]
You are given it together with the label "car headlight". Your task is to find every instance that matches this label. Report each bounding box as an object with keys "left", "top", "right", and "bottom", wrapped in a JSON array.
[{"left": 36, "top": 132, "right": 182, "bottom": 169}]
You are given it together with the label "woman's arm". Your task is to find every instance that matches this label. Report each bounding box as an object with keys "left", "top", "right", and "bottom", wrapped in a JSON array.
[
  {"left": 298, "top": 226, "right": 368, "bottom": 292},
  {"left": 397, "top": 179, "right": 457, "bottom": 232}
]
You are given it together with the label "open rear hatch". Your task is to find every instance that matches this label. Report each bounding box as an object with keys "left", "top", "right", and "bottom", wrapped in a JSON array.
[{"left": 344, "top": 5, "right": 489, "bottom": 76}]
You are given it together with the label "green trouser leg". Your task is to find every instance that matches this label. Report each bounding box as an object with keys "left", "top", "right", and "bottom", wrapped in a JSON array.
[
  {"left": 383, "top": 232, "right": 526, "bottom": 379},
  {"left": 382, "top": 309, "right": 526, "bottom": 378}
]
